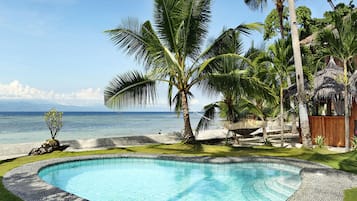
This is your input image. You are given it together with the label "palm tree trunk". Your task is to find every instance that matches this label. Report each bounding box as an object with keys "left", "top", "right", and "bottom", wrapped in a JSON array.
[
  {"left": 280, "top": 86, "right": 284, "bottom": 147},
  {"left": 262, "top": 119, "right": 268, "bottom": 142},
  {"left": 276, "top": 0, "right": 285, "bottom": 39},
  {"left": 344, "top": 60, "right": 350, "bottom": 151},
  {"left": 181, "top": 90, "right": 195, "bottom": 144},
  {"left": 287, "top": 76, "right": 298, "bottom": 134},
  {"left": 287, "top": 0, "right": 313, "bottom": 148}
]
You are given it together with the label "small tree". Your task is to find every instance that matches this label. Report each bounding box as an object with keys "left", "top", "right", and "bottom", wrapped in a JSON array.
[{"left": 44, "top": 108, "right": 63, "bottom": 140}]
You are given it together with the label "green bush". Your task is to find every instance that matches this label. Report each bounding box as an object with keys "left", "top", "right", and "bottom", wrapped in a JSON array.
[
  {"left": 315, "top": 135, "right": 325, "bottom": 148},
  {"left": 351, "top": 136, "right": 357, "bottom": 151}
]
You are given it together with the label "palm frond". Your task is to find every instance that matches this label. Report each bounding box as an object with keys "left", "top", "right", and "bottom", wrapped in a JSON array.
[
  {"left": 235, "top": 23, "right": 264, "bottom": 35},
  {"left": 195, "top": 102, "right": 218, "bottom": 132},
  {"left": 105, "top": 18, "right": 178, "bottom": 71},
  {"left": 198, "top": 28, "right": 244, "bottom": 62},
  {"left": 239, "top": 98, "right": 264, "bottom": 119},
  {"left": 244, "top": 0, "right": 267, "bottom": 11},
  {"left": 197, "top": 53, "right": 253, "bottom": 75},
  {"left": 104, "top": 71, "right": 156, "bottom": 109},
  {"left": 316, "top": 12, "right": 357, "bottom": 65},
  {"left": 154, "top": 0, "right": 211, "bottom": 59},
  {"left": 182, "top": 0, "right": 211, "bottom": 58},
  {"left": 154, "top": 0, "right": 181, "bottom": 52},
  {"left": 167, "top": 81, "right": 174, "bottom": 108},
  {"left": 171, "top": 91, "right": 194, "bottom": 114},
  {"left": 172, "top": 91, "right": 182, "bottom": 115}
]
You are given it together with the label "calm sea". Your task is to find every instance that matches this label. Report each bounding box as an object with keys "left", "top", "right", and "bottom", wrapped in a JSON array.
[{"left": 0, "top": 112, "right": 220, "bottom": 144}]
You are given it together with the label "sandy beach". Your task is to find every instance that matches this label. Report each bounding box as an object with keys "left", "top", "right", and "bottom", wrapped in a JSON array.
[{"left": 0, "top": 129, "right": 229, "bottom": 160}]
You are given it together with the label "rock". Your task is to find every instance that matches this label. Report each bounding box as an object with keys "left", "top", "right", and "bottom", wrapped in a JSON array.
[{"left": 28, "top": 139, "right": 68, "bottom": 156}]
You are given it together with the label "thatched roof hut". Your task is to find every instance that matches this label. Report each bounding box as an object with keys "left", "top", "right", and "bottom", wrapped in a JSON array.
[
  {"left": 312, "top": 57, "right": 345, "bottom": 115},
  {"left": 313, "top": 57, "right": 344, "bottom": 101}
]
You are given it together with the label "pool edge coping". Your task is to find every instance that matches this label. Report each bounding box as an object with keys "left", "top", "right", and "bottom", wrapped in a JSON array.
[{"left": 3, "top": 154, "right": 357, "bottom": 201}]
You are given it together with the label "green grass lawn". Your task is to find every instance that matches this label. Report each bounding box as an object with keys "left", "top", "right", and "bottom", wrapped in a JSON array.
[{"left": 1, "top": 144, "right": 357, "bottom": 201}]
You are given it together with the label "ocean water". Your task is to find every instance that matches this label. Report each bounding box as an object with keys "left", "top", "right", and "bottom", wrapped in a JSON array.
[{"left": 0, "top": 112, "right": 220, "bottom": 144}]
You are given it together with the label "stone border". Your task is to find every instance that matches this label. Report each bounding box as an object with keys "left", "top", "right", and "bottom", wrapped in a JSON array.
[{"left": 3, "top": 154, "right": 357, "bottom": 201}]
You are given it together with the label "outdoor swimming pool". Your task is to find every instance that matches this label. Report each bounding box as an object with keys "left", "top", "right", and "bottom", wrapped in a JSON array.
[{"left": 38, "top": 158, "right": 301, "bottom": 201}]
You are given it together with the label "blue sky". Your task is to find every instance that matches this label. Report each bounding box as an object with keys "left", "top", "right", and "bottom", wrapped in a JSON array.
[{"left": 0, "top": 0, "right": 351, "bottom": 111}]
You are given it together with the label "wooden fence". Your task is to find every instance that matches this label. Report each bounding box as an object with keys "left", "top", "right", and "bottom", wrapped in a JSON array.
[{"left": 309, "top": 116, "right": 355, "bottom": 147}]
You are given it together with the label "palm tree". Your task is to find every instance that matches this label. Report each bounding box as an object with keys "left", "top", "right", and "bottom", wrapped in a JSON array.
[
  {"left": 287, "top": 0, "right": 313, "bottom": 148},
  {"left": 245, "top": 46, "right": 280, "bottom": 142},
  {"left": 317, "top": 12, "right": 357, "bottom": 151},
  {"left": 104, "top": 0, "right": 256, "bottom": 143},
  {"left": 245, "top": 0, "right": 299, "bottom": 135},
  {"left": 244, "top": 0, "right": 285, "bottom": 39},
  {"left": 260, "top": 38, "right": 296, "bottom": 146},
  {"left": 195, "top": 32, "right": 276, "bottom": 142}
]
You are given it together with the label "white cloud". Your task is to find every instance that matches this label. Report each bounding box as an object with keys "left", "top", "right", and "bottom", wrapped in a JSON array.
[
  {"left": 190, "top": 98, "right": 199, "bottom": 105},
  {"left": 0, "top": 80, "right": 103, "bottom": 106}
]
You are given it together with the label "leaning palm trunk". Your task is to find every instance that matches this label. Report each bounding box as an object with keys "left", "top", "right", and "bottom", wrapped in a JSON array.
[
  {"left": 343, "top": 60, "right": 350, "bottom": 151},
  {"left": 181, "top": 91, "right": 195, "bottom": 143},
  {"left": 287, "top": 0, "right": 312, "bottom": 148}
]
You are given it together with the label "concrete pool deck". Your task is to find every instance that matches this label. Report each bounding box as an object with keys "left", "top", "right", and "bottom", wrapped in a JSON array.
[{"left": 3, "top": 154, "right": 357, "bottom": 201}]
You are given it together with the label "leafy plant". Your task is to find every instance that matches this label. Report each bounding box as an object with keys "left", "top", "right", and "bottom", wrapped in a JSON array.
[
  {"left": 44, "top": 108, "right": 63, "bottom": 140},
  {"left": 315, "top": 135, "right": 325, "bottom": 148},
  {"left": 351, "top": 136, "right": 357, "bottom": 151}
]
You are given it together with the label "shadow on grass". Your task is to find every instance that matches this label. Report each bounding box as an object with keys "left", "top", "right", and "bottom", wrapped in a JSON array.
[
  {"left": 339, "top": 151, "right": 357, "bottom": 174},
  {"left": 0, "top": 158, "right": 16, "bottom": 166},
  {"left": 306, "top": 152, "right": 337, "bottom": 163},
  {"left": 135, "top": 143, "right": 204, "bottom": 155},
  {"left": 106, "top": 147, "right": 136, "bottom": 152}
]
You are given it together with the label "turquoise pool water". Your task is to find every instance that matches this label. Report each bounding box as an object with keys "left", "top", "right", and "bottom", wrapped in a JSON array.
[{"left": 38, "top": 158, "right": 301, "bottom": 201}]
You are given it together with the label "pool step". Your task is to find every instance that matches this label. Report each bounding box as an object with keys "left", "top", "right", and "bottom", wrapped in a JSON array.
[
  {"left": 264, "top": 177, "right": 297, "bottom": 196},
  {"left": 253, "top": 179, "right": 289, "bottom": 201},
  {"left": 242, "top": 176, "right": 300, "bottom": 201},
  {"left": 241, "top": 180, "right": 268, "bottom": 201},
  {"left": 276, "top": 175, "right": 300, "bottom": 190}
]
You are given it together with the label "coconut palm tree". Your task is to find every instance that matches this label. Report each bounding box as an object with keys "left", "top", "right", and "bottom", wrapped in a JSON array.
[
  {"left": 195, "top": 32, "right": 276, "bottom": 141},
  {"left": 316, "top": 12, "right": 357, "bottom": 151},
  {"left": 266, "top": 38, "right": 296, "bottom": 146},
  {"left": 287, "top": 0, "right": 313, "bottom": 148},
  {"left": 244, "top": 46, "right": 280, "bottom": 142},
  {"left": 104, "top": 0, "right": 258, "bottom": 143}
]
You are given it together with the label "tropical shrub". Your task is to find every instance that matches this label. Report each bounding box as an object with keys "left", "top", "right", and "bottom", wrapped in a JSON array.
[
  {"left": 315, "top": 135, "right": 325, "bottom": 148},
  {"left": 351, "top": 136, "right": 357, "bottom": 151}
]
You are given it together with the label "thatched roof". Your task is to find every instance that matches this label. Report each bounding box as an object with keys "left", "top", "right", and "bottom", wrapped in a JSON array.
[
  {"left": 313, "top": 57, "right": 345, "bottom": 101},
  {"left": 283, "top": 80, "right": 310, "bottom": 99}
]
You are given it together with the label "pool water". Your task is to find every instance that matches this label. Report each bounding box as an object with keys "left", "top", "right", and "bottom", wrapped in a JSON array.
[{"left": 39, "top": 158, "right": 301, "bottom": 201}]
